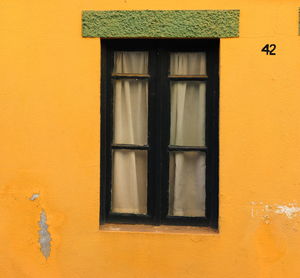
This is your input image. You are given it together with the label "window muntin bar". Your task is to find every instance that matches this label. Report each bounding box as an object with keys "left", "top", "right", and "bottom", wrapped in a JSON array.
[
  {"left": 168, "top": 146, "right": 207, "bottom": 151},
  {"left": 168, "top": 75, "right": 208, "bottom": 78},
  {"left": 112, "top": 73, "right": 150, "bottom": 78}
]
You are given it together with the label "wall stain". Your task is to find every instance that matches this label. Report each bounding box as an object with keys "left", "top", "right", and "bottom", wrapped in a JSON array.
[
  {"left": 29, "top": 193, "right": 40, "bottom": 201},
  {"left": 38, "top": 210, "right": 51, "bottom": 259},
  {"left": 250, "top": 202, "right": 300, "bottom": 222},
  {"left": 275, "top": 205, "right": 300, "bottom": 219}
]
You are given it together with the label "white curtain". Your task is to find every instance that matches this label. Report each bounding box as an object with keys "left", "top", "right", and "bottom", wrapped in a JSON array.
[
  {"left": 170, "top": 81, "right": 206, "bottom": 146},
  {"left": 112, "top": 150, "right": 147, "bottom": 214},
  {"left": 111, "top": 52, "right": 148, "bottom": 214},
  {"left": 170, "top": 52, "right": 206, "bottom": 75},
  {"left": 169, "top": 152, "right": 206, "bottom": 217},
  {"left": 169, "top": 53, "right": 206, "bottom": 217},
  {"left": 114, "top": 51, "right": 148, "bottom": 74},
  {"left": 113, "top": 80, "right": 148, "bottom": 145}
]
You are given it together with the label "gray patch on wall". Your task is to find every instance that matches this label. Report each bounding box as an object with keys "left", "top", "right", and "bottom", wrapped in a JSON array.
[
  {"left": 29, "top": 193, "right": 40, "bottom": 201},
  {"left": 38, "top": 210, "right": 51, "bottom": 259}
]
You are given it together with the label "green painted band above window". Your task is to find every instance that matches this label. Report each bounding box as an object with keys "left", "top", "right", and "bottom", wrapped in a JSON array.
[{"left": 82, "top": 10, "right": 240, "bottom": 38}]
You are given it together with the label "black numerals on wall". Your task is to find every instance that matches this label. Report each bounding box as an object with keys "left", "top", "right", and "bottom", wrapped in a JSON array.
[{"left": 261, "top": 44, "right": 276, "bottom": 55}]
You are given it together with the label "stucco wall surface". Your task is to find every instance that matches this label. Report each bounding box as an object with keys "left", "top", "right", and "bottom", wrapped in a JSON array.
[
  {"left": 0, "top": 0, "right": 300, "bottom": 277},
  {"left": 82, "top": 10, "right": 240, "bottom": 37}
]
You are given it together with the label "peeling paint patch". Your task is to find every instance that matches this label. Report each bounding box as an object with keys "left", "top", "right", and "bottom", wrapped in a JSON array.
[
  {"left": 250, "top": 202, "right": 300, "bottom": 222},
  {"left": 29, "top": 193, "right": 40, "bottom": 201},
  {"left": 38, "top": 210, "right": 51, "bottom": 259},
  {"left": 275, "top": 205, "right": 300, "bottom": 219}
]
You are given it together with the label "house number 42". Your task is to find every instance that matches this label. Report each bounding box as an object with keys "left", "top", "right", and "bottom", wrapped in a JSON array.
[{"left": 261, "top": 44, "right": 276, "bottom": 55}]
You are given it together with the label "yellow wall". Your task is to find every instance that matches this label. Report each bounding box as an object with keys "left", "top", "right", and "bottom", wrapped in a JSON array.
[{"left": 1, "top": 0, "right": 300, "bottom": 277}]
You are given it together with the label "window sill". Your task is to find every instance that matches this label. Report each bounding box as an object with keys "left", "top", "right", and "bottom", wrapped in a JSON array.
[{"left": 100, "top": 224, "right": 218, "bottom": 235}]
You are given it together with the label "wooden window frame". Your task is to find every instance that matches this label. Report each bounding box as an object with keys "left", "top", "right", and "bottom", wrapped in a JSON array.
[{"left": 100, "top": 39, "right": 219, "bottom": 228}]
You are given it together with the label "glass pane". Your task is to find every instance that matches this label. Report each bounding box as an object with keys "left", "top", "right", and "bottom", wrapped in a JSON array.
[
  {"left": 112, "top": 150, "right": 147, "bottom": 214},
  {"left": 170, "top": 81, "right": 206, "bottom": 146},
  {"left": 114, "top": 51, "right": 148, "bottom": 74},
  {"left": 168, "top": 151, "right": 206, "bottom": 217},
  {"left": 113, "top": 79, "right": 148, "bottom": 145},
  {"left": 170, "top": 52, "right": 206, "bottom": 75}
]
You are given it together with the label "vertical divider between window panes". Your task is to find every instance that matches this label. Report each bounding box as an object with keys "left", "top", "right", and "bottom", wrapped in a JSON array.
[
  {"left": 147, "top": 44, "right": 157, "bottom": 223},
  {"left": 205, "top": 44, "right": 212, "bottom": 223},
  {"left": 159, "top": 42, "right": 171, "bottom": 224},
  {"left": 152, "top": 44, "right": 161, "bottom": 225}
]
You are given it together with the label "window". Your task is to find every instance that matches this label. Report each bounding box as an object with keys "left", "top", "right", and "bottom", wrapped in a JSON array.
[{"left": 100, "top": 39, "right": 219, "bottom": 228}]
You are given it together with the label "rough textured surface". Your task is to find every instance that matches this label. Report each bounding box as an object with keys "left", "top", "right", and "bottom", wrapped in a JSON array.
[{"left": 82, "top": 10, "right": 239, "bottom": 38}]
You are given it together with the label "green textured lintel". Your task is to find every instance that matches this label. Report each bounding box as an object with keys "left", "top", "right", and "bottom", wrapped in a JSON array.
[{"left": 82, "top": 10, "right": 240, "bottom": 38}]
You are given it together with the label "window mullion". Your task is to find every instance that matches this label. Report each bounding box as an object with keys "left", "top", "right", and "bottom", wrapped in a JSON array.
[
  {"left": 147, "top": 47, "right": 158, "bottom": 222},
  {"left": 149, "top": 47, "right": 162, "bottom": 225},
  {"left": 158, "top": 46, "right": 170, "bottom": 223}
]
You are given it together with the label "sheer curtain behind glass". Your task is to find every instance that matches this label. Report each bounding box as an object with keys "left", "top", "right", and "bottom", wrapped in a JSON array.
[
  {"left": 170, "top": 81, "right": 206, "bottom": 146},
  {"left": 112, "top": 51, "right": 148, "bottom": 214},
  {"left": 169, "top": 52, "right": 207, "bottom": 217},
  {"left": 114, "top": 51, "right": 148, "bottom": 74},
  {"left": 170, "top": 52, "right": 206, "bottom": 75}
]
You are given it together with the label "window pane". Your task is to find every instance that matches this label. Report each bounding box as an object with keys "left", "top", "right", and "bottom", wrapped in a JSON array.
[
  {"left": 112, "top": 150, "right": 147, "bottom": 214},
  {"left": 114, "top": 51, "right": 148, "bottom": 74},
  {"left": 170, "top": 52, "right": 206, "bottom": 75},
  {"left": 113, "top": 79, "right": 148, "bottom": 145},
  {"left": 168, "top": 151, "right": 206, "bottom": 217},
  {"left": 170, "top": 81, "right": 206, "bottom": 146}
]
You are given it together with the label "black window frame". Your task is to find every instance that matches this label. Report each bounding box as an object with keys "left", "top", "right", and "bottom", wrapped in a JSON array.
[{"left": 100, "top": 39, "right": 219, "bottom": 228}]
